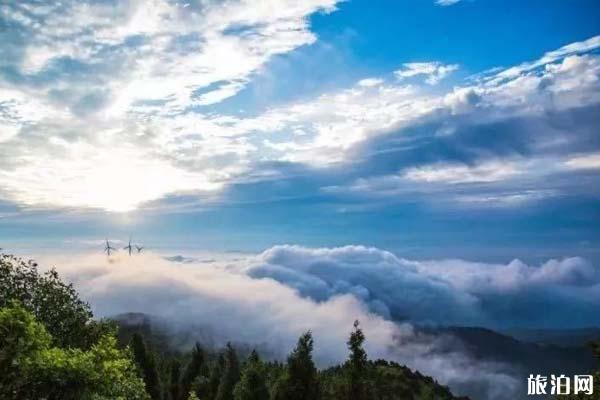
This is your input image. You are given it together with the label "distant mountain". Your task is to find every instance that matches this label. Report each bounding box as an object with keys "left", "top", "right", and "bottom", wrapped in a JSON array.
[
  {"left": 424, "top": 326, "right": 597, "bottom": 376},
  {"left": 113, "top": 312, "right": 173, "bottom": 354},
  {"left": 501, "top": 327, "right": 600, "bottom": 347}
]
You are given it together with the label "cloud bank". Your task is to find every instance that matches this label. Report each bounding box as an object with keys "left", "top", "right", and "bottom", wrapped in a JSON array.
[{"left": 247, "top": 245, "right": 600, "bottom": 329}]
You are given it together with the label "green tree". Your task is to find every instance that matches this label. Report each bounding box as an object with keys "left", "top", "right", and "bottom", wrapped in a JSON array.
[
  {"left": 272, "top": 331, "right": 320, "bottom": 400},
  {"left": 0, "top": 253, "right": 113, "bottom": 349},
  {"left": 345, "top": 320, "right": 368, "bottom": 400},
  {"left": 179, "top": 343, "right": 205, "bottom": 400},
  {"left": 0, "top": 301, "right": 148, "bottom": 400},
  {"left": 216, "top": 343, "right": 241, "bottom": 400},
  {"left": 234, "top": 350, "right": 270, "bottom": 400},
  {"left": 206, "top": 353, "right": 226, "bottom": 400},
  {"left": 131, "top": 333, "right": 162, "bottom": 400},
  {"left": 170, "top": 359, "right": 182, "bottom": 400}
]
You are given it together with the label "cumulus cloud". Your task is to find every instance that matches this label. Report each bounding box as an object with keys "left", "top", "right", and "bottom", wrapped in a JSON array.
[
  {"left": 246, "top": 245, "right": 600, "bottom": 328},
  {"left": 37, "top": 248, "right": 525, "bottom": 399}
]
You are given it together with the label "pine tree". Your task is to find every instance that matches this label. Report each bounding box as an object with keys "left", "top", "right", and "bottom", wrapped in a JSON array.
[
  {"left": 130, "top": 333, "right": 162, "bottom": 400},
  {"left": 206, "top": 353, "right": 225, "bottom": 400},
  {"left": 216, "top": 342, "right": 241, "bottom": 400},
  {"left": 170, "top": 360, "right": 182, "bottom": 400},
  {"left": 273, "top": 331, "right": 320, "bottom": 400},
  {"left": 179, "top": 343, "right": 205, "bottom": 400},
  {"left": 346, "top": 320, "right": 368, "bottom": 400},
  {"left": 233, "top": 350, "right": 270, "bottom": 400}
]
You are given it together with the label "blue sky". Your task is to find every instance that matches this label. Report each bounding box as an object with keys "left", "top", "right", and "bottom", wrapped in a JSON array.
[{"left": 1, "top": 0, "right": 599, "bottom": 262}]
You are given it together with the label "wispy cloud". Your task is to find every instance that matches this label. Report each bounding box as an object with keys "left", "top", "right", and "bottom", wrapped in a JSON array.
[
  {"left": 394, "top": 62, "right": 459, "bottom": 84},
  {"left": 402, "top": 160, "right": 521, "bottom": 184},
  {"left": 435, "top": 0, "right": 462, "bottom": 6},
  {"left": 565, "top": 153, "right": 600, "bottom": 170}
]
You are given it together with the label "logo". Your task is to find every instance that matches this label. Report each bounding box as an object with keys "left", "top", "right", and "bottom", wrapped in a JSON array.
[{"left": 528, "top": 374, "right": 594, "bottom": 396}]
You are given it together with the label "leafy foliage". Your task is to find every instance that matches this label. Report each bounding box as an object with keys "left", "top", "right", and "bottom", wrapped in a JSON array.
[
  {"left": 0, "top": 302, "right": 148, "bottom": 400},
  {"left": 0, "top": 253, "right": 113, "bottom": 348}
]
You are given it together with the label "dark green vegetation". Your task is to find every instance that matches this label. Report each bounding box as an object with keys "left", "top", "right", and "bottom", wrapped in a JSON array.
[
  {"left": 2, "top": 252, "right": 598, "bottom": 399},
  {"left": 0, "top": 253, "right": 147, "bottom": 399}
]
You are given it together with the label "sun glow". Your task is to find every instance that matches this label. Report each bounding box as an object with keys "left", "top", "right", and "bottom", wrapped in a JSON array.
[{"left": 0, "top": 146, "right": 221, "bottom": 212}]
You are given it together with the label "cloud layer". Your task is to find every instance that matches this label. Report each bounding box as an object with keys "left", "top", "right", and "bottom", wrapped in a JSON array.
[
  {"left": 39, "top": 248, "right": 528, "bottom": 399},
  {"left": 34, "top": 244, "right": 600, "bottom": 398},
  {"left": 247, "top": 245, "right": 600, "bottom": 328}
]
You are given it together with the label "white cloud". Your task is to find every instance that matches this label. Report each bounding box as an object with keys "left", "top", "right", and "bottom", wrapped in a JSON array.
[
  {"left": 395, "top": 62, "right": 459, "bottom": 84},
  {"left": 40, "top": 251, "right": 400, "bottom": 365},
  {"left": 233, "top": 42, "right": 600, "bottom": 168},
  {"left": 357, "top": 78, "right": 384, "bottom": 87},
  {"left": 565, "top": 153, "right": 600, "bottom": 170},
  {"left": 402, "top": 160, "right": 521, "bottom": 184},
  {"left": 330, "top": 150, "right": 595, "bottom": 207},
  {"left": 452, "top": 190, "right": 556, "bottom": 208},
  {"left": 245, "top": 245, "right": 600, "bottom": 329},
  {"left": 485, "top": 36, "right": 600, "bottom": 85},
  {"left": 435, "top": 0, "right": 462, "bottom": 5}
]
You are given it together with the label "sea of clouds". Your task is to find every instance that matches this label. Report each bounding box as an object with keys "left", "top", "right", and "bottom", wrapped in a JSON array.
[
  {"left": 38, "top": 245, "right": 600, "bottom": 399},
  {"left": 246, "top": 245, "right": 600, "bottom": 329}
]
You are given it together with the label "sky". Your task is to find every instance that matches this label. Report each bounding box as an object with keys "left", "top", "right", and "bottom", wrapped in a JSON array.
[
  {"left": 1, "top": 0, "right": 600, "bottom": 263},
  {"left": 2, "top": 3, "right": 600, "bottom": 396}
]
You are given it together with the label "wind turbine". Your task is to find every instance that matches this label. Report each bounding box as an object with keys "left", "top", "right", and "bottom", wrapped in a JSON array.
[
  {"left": 123, "top": 237, "right": 133, "bottom": 256},
  {"left": 135, "top": 245, "right": 144, "bottom": 254},
  {"left": 104, "top": 239, "right": 117, "bottom": 256}
]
